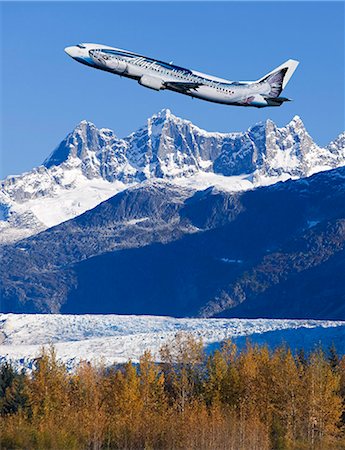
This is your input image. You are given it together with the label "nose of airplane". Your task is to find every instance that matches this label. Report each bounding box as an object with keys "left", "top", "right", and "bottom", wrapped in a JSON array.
[{"left": 64, "top": 46, "right": 77, "bottom": 58}]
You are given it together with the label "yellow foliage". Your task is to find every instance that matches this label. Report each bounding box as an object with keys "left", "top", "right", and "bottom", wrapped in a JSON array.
[{"left": 0, "top": 336, "right": 344, "bottom": 449}]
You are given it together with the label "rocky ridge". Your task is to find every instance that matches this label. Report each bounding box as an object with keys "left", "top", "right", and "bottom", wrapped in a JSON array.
[{"left": 1, "top": 110, "right": 344, "bottom": 244}]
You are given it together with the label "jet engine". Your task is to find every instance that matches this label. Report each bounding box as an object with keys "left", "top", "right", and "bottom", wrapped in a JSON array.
[{"left": 139, "top": 75, "right": 165, "bottom": 91}]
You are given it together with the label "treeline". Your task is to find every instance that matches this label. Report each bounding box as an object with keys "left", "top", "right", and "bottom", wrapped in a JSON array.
[{"left": 0, "top": 334, "right": 344, "bottom": 449}]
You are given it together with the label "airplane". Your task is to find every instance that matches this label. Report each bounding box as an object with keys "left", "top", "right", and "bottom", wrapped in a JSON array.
[{"left": 64, "top": 43, "right": 299, "bottom": 108}]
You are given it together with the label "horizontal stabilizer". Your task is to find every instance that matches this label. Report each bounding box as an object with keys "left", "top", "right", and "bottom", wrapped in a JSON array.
[{"left": 265, "top": 96, "right": 292, "bottom": 106}]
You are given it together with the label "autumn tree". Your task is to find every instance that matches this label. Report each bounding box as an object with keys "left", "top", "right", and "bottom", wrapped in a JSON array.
[
  {"left": 160, "top": 332, "right": 205, "bottom": 412},
  {"left": 69, "top": 361, "right": 107, "bottom": 449},
  {"left": 205, "top": 339, "right": 238, "bottom": 407},
  {"left": 27, "top": 345, "right": 69, "bottom": 420},
  {"left": 302, "top": 348, "right": 343, "bottom": 447},
  {"left": 0, "top": 338, "right": 344, "bottom": 449}
]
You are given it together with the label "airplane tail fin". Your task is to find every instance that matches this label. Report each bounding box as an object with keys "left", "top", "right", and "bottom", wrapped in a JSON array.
[{"left": 257, "top": 59, "right": 299, "bottom": 98}]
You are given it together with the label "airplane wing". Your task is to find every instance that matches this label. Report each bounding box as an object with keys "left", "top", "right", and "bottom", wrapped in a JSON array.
[{"left": 164, "top": 81, "right": 202, "bottom": 92}]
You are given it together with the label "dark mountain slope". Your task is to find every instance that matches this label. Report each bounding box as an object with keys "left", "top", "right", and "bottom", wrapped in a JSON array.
[
  {"left": 1, "top": 167, "right": 344, "bottom": 317},
  {"left": 0, "top": 183, "right": 197, "bottom": 312},
  {"left": 64, "top": 167, "right": 345, "bottom": 318},
  {"left": 205, "top": 219, "right": 345, "bottom": 319},
  {"left": 222, "top": 247, "right": 345, "bottom": 320}
]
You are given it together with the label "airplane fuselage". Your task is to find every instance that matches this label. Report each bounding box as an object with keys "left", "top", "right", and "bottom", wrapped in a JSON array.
[{"left": 65, "top": 43, "right": 298, "bottom": 108}]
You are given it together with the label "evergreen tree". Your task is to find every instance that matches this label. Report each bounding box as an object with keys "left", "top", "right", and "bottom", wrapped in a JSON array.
[
  {"left": 1, "top": 372, "right": 28, "bottom": 415},
  {"left": 0, "top": 362, "right": 16, "bottom": 398},
  {"left": 328, "top": 342, "right": 340, "bottom": 371},
  {"left": 0, "top": 363, "right": 28, "bottom": 415}
]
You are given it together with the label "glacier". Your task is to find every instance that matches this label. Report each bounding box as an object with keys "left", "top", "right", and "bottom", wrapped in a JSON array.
[{"left": 0, "top": 314, "right": 344, "bottom": 371}]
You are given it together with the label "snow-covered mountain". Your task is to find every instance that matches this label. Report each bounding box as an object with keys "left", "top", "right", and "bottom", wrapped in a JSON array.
[{"left": 1, "top": 110, "right": 344, "bottom": 243}]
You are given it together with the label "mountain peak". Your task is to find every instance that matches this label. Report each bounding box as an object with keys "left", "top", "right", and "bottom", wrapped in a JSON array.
[
  {"left": 288, "top": 115, "right": 304, "bottom": 128},
  {"left": 74, "top": 120, "right": 97, "bottom": 132},
  {"left": 263, "top": 118, "right": 276, "bottom": 132},
  {"left": 149, "top": 109, "right": 182, "bottom": 127},
  {"left": 154, "top": 108, "right": 172, "bottom": 119},
  {"left": 43, "top": 120, "right": 101, "bottom": 169},
  {"left": 326, "top": 131, "right": 345, "bottom": 155}
]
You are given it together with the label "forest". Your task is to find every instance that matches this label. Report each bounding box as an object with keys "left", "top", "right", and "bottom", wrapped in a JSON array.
[{"left": 0, "top": 333, "right": 344, "bottom": 450}]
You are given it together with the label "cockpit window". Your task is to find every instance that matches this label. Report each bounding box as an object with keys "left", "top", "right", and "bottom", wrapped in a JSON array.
[{"left": 77, "top": 44, "right": 86, "bottom": 49}]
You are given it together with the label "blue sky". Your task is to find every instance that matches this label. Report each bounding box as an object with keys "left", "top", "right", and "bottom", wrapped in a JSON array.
[{"left": 1, "top": 1, "right": 344, "bottom": 178}]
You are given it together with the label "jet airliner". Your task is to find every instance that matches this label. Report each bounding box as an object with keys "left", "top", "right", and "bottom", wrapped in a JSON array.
[{"left": 65, "top": 43, "right": 299, "bottom": 108}]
